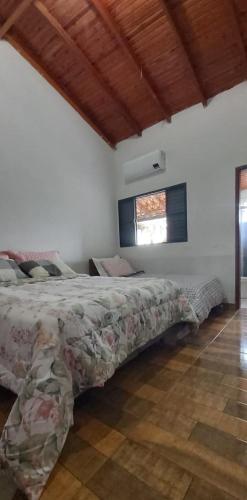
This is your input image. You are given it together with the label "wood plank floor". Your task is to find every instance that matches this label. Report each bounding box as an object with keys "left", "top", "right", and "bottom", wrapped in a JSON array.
[{"left": 2, "top": 307, "right": 247, "bottom": 499}]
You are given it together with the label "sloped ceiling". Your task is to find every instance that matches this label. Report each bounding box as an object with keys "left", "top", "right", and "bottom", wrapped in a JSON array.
[{"left": 0, "top": 0, "right": 246, "bottom": 147}]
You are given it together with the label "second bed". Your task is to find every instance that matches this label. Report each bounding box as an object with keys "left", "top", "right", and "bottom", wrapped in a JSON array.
[{"left": 89, "top": 259, "right": 225, "bottom": 324}]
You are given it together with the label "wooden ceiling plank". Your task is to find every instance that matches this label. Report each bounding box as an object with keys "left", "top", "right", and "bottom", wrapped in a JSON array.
[
  {"left": 33, "top": 0, "right": 142, "bottom": 136},
  {"left": 229, "top": 0, "right": 247, "bottom": 78},
  {"left": 89, "top": 0, "right": 171, "bottom": 122},
  {"left": 160, "top": 0, "right": 207, "bottom": 107},
  {"left": 0, "top": 0, "right": 34, "bottom": 39},
  {"left": 5, "top": 31, "right": 116, "bottom": 148}
]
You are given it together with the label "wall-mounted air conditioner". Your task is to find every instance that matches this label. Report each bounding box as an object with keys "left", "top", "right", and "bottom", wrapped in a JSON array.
[{"left": 123, "top": 150, "right": 166, "bottom": 184}]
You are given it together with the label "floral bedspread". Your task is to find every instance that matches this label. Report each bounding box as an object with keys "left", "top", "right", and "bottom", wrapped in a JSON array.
[{"left": 0, "top": 275, "right": 198, "bottom": 499}]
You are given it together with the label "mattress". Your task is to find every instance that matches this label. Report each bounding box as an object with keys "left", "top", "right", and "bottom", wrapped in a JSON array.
[
  {"left": 0, "top": 274, "right": 197, "bottom": 499},
  {"left": 141, "top": 274, "right": 225, "bottom": 324}
]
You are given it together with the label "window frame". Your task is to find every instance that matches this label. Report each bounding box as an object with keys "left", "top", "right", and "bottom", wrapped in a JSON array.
[{"left": 118, "top": 182, "right": 188, "bottom": 247}]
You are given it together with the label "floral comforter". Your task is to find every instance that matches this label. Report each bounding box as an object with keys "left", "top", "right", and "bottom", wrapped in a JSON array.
[{"left": 0, "top": 275, "right": 197, "bottom": 499}]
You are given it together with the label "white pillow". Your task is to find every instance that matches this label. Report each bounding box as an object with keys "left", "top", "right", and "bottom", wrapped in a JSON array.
[{"left": 92, "top": 255, "right": 120, "bottom": 276}]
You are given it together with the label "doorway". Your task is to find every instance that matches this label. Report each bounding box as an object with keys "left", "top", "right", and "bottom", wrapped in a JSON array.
[{"left": 236, "top": 165, "right": 247, "bottom": 309}]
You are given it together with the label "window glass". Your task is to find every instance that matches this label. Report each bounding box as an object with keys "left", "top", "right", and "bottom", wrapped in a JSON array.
[{"left": 136, "top": 191, "right": 167, "bottom": 245}]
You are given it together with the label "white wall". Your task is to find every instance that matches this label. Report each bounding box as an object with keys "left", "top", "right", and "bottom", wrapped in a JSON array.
[
  {"left": 0, "top": 42, "right": 117, "bottom": 272},
  {"left": 1, "top": 41, "right": 247, "bottom": 301},
  {"left": 114, "top": 83, "right": 247, "bottom": 302}
]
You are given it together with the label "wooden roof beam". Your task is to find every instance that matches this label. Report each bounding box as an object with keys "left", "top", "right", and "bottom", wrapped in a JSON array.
[
  {"left": 5, "top": 31, "right": 116, "bottom": 148},
  {"left": 0, "top": 0, "right": 33, "bottom": 39},
  {"left": 160, "top": 0, "right": 207, "bottom": 107},
  {"left": 229, "top": 0, "right": 247, "bottom": 78},
  {"left": 33, "top": 0, "right": 142, "bottom": 137},
  {"left": 89, "top": 0, "right": 171, "bottom": 122}
]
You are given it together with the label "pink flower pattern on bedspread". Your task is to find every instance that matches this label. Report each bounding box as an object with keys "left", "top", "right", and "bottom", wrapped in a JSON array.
[{"left": 0, "top": 275, "right": 198, "bottom": 499}]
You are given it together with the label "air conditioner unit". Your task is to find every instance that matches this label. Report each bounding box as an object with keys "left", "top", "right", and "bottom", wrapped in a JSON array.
[{"left": 123, "top": 150, "right": 166, "bottom": 184}]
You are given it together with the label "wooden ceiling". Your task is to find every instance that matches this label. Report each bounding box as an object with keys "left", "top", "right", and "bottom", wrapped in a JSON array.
[{"left": 0, "top": 0, "right": 246, "bottom": 148}]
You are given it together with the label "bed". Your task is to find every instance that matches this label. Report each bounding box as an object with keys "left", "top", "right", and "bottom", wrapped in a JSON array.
[
  {"left": 89, "top": 260, "right": 225, "bottom": 324},
  {"left": 138, "top": 274, "right": 224, "bottom": 324},
  {"left": 0, "top": 274, "right": 197, "bottom": 499}
]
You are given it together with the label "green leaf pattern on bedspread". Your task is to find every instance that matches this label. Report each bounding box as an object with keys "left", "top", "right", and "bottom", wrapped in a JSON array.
[{"left": 0, "top": 275, "right": 198, "bottom": 499}]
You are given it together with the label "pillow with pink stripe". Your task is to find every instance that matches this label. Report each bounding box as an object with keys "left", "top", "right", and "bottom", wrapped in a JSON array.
[
  {"left": 0, "top": 253, "right": 9, "bottom": 260},
  {"left": 6, "top": 250, "right": 59, "bottom": 263}
]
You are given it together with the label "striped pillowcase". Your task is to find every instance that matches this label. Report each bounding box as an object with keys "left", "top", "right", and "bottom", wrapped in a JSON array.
[
  {"left": 19, "top": 260, "right": 62, "bottom": 279},
  {"left": 0, "top": 259, "right": 26, "bottom": 282},
  {"left": 19, "top": 258, "right": 76, "bottom": 279}
]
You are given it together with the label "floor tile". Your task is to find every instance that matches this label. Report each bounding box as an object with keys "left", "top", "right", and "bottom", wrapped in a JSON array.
[{"left": 87, "top": 460, "right": 165, "bottom": 500}]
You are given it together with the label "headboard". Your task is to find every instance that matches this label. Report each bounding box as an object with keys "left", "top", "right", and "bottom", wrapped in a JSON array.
[{"left": 89, "top": 259, "right": 100, "bottom": 276}]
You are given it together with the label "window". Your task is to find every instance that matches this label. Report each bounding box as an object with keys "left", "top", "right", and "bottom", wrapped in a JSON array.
[
  {"left": 118, "top": 183, "right": 187, "bottom": 247},
  {"left": 136, "top": 191, "right": 167, "bottom": 245}
]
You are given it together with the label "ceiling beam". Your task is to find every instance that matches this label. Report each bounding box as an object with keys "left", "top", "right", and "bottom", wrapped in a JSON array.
[
  {"left": 89, "top": 0, "right": 171, "bottom": 122},
  {"left": 160, "top": 0, "right": 207, "bottom": 107},
  {"left": 33, "top": 0, "right": 142, "bottom": 136},
  {"left": 229, "top": 0, "right": 247, "bottom": 78},
  {"left": 5, "top": 31, "right": 116, "bottom": 148},
  {"left": 0, "top": 0, "right": 33, "bottom": 39}
]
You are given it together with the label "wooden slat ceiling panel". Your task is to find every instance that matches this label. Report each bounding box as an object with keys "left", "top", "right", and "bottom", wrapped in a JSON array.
[
  {"left": 58, "top": 3, "right": 162, "bottom": 128},
  {"left": 96, "top": 52, "right": 163, "bottom": 130},
  {"left": 46, "top": 1, "right": 118, "bottom": 65},
  {"left": 170, "top": 0, "right": 246, "bottom": 97},
  {"left": 104, "top": 0, "right": 164, "bottom": 39},
  {"left": 14, "top": 8, "right": 72, "bottom": 63},
  {"left": 60, "top": 75, "right": 135, "bottom": 144},
  {"left": 65, "top": 5, "right": 164, "bottom": 128},
  {"left": 129, "top": 15, "right": 201, "bottom": 114},
  {"left": 101, "top": 0, "right": 202, "bottom": 115},
  {"left": 0, "top": 0, "right": 18, "bottom": 17},
  {"left": 43, "top": 0, "right": 89, "bottom": 26},
  {"left": 38, "top": 0, "right": 168, "bottom": 128},
  {"left": 102, "top": 0, "right": 172, "bottom": 117},
  {"left": 48, "top": 0, "right": 165, "bottom": 128},
  {"left": 65, "top": 74, "right": 136, "bottom": 143},
  {"left": 234, "top": 0, "right": 247, "bottom": 47},
  {"left": 0, "top": 0, "right": 247, "bottom": 146},
  {"left": 104, "top": 0, "right": 205, "bottom": 111}
]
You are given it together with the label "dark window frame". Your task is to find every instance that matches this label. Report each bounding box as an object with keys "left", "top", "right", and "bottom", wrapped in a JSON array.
[{"left": 118, "top": 182, "right": 188, "bottom": 248}]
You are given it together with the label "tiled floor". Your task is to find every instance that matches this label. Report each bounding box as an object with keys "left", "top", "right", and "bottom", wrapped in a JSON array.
[{"left": 3, "top": 307, "right": 247, "bottom": 499}]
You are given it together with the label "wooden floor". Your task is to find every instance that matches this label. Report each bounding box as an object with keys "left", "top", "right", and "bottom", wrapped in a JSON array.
[{"left": 2, "top": 307, "right": 247, "bottom": 499}]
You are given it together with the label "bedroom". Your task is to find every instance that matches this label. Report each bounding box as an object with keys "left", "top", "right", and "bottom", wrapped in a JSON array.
[{"left": 0, "top": 0, "right": 246, "bottom": 499}]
